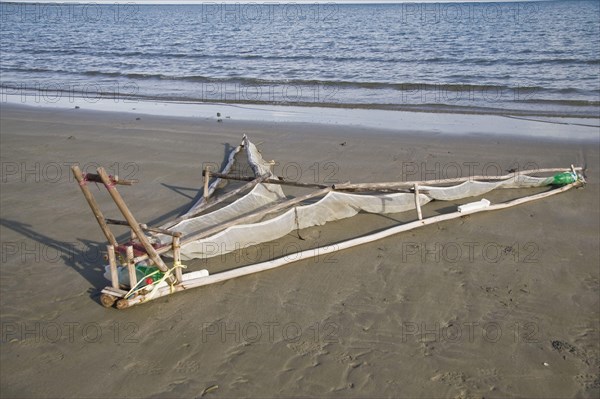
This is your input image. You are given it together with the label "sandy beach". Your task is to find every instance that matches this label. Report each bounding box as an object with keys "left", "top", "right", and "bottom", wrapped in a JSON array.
[{"left": 1, "top": 103, "right": 599, "bottom": 398}]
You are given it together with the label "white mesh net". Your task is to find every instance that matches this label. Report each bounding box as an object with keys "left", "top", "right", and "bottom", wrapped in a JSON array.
[
  {"left": 176, "top": 190, "right": 433, "bottom": 260},
  {"left": 154, "top": 136, "right": 556, "bottom": 260},
  {"left": 423, "top": 174, "right": 550, "bottom": 201}
]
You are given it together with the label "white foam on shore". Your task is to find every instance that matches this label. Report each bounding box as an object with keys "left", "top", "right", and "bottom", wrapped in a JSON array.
[{"left": 2, "top": 94, "right": 598, "bottom": 141}]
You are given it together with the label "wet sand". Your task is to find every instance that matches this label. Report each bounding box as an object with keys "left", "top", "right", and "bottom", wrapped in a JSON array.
[{"left": 1, "top": 103, "right": 598, "bottom": 398}]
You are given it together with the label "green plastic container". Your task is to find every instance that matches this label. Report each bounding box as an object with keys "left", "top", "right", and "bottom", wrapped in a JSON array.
[
  {"left": 118, "top": 263, "right": 164, "bottom": 287},
  {"left": 549, "top": 172, "right": 577, "bottom": 186},
  {"left": 136, "top": 264, "right": 164, "bottom": 286}
]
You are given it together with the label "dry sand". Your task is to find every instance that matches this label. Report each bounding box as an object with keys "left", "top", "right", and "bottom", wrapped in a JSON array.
[{"left": 1, "top": 103, "right": 598, "bottom": 398}]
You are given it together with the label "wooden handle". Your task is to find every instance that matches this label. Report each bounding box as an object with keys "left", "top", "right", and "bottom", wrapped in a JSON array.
[{"left": 71, "top": 165, "right": 118, "bottom": 247}]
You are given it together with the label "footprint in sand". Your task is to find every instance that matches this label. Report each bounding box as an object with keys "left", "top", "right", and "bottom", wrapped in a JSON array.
[
  {"left": 286, "top": 340, "right": 327, "bottom": 357},
  {"left": 575, "top": 374, "right": 600, "bottom": 391},
  {"left": 581, "top": 274, "right": 599, "bottom": 292},
  {"left": 550, "top": 339, "right": 598, "bottom": 370}
]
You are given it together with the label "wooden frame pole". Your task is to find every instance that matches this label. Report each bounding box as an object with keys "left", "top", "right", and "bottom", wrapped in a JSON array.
[
  {"left": 204, "top": 167, "right": 581, "bottom": 193},
  {"left": 333, "top": 167, "right": 583, "bottom": 191},
  {"left": 96, "top": 167, "right": 173, "bottom": 282},
  {"left": 105, "top": 218, "right": 182, "bottom": 237},
  {"left": 186, "top": 142, "right": 244, "bottom": 215},
  {"left": 160, "top": 174, "right": 271, "bottom": 229},
  {"left": 414, "top": 184, "right": 423, "bottom": 220},
  {"left": 203, "top": 166, "right": 211, "bottom": 201},
  {"left": 203, "top": 171, "right": 414, "bottom": 193},
  {"left": 71, "top": 165, "right": 118, "bottom": 247},
  {"left": 107, "top": 245, "right": 119, "bottom": 289},
  {"left": 126, "top": 246, "right": 137, "bottom": 288},
  {"left": 204, "top": 171, "right": 329, "bottom": 189},
  {"left": 172, "top": 236, "right": 183, "bottom": 283}
]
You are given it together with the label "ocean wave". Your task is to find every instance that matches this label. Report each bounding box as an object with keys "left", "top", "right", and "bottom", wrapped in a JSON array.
[
  {"left": 1, "top": 68, "right": 595, "bottom": 99},
  {"left": 10, "top": 47, "right": 600, "bottom": 67},
  {"left": 514, "top": 99, "right": 600, "bottom": 107}
]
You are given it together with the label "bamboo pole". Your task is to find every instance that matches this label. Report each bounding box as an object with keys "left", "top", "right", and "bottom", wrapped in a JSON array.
[
  {"left": 414, "top": 184, "right": 423, "bottom": 220},
  {"left": 133, "top": 186, "right": 333, "bottom": 263},
  {"left": 122, "top": 182, "right": 580, "bottom": 307},
  {"left": 160, "top": 174, "right": 270, "bottom": 229},
  {"left": 203, "top": 166, "right": 211, "bottom": 201},
  {"left": 71, "top": 165, "right": 118, "bottom": 247},
  {"left": 107, "top": 245, "right": 119, "bottom": 289},
  {"left": 186, "top": 142, "right": 244, "bottom": 215},
  {"left": 203, "top": 171, "right": 415, "bottom": 193},
  {"left": 96, "top": 167, "right": 172, "bottom": 281},
  {"left": 126, "top": 246, "right": 137, "bottom": 289},
  {"left": 333, "top": 167, "right": 583, "bottom": 191},
  {"left": 173, "top": 236, "right": 183, "bottom": 283},
  {"left": 105, "top": 218, "right": 182, "bottom": 237},
  {"left": 205, "top": 171, "right": 328, "bottom": 189},
  {"left": 189, "top": 174, "right": 269, "bottom": 216}
]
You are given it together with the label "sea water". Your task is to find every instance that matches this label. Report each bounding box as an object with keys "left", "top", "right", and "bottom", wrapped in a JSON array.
[{"left": 1, "top": 1, "right": 598, "bottom": 117}]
